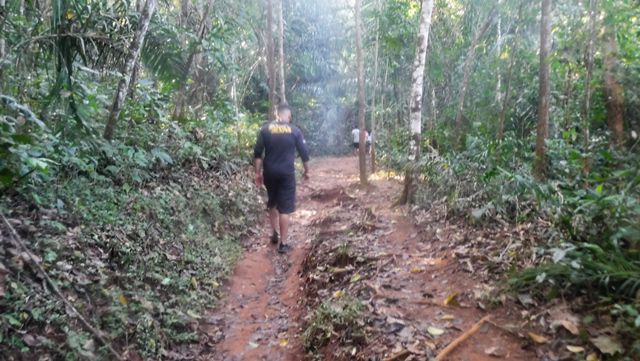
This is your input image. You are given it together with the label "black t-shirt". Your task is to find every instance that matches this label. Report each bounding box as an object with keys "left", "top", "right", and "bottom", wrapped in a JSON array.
[{"left": 254, "top": 121, "right": 310, "bottom": 176}]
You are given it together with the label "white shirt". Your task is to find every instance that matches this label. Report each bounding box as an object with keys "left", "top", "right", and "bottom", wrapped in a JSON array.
[{"left": 352, "top": 128, "right": 360, "bottom": 143}]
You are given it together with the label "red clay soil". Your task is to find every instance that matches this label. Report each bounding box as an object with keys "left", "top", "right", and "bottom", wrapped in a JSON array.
[{"left": 198, "top": 157, "right": 538, "bottom": 361}]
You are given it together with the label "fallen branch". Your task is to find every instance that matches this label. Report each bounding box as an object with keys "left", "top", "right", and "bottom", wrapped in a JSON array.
[
  {"left": 383, "top": 350, "right": 410, "bottom": 361},
  {"left": 435, "top": 315, "right": 492, "bottom": 361},
  {"left": 1, "top": 214, "right": 124, "bottom": 361}
]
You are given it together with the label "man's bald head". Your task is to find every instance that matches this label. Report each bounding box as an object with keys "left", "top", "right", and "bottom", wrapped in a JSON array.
[{"left": 277, "top": 104, "right": 292, "bottom": 122}]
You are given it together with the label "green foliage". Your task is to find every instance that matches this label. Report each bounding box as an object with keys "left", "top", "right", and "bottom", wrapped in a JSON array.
[{"left": 0, "top": 95, "right": 54, "bottom": 189}]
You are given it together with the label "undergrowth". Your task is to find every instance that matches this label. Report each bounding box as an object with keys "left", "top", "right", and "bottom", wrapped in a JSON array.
[
  {"left": 1, "top": 95, "right": 262, "bottom": 359},
  {"left": 302, "top": 296, "right": 366, "bottom": 359},
  {"left": 380, "top": 129, "right": 640, "bottom": 357}
]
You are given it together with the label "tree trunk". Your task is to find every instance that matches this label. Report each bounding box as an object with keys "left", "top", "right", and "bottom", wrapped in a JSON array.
[
  {"left": 603, "top": 26, "right": 625, "bottom": 148},
  {"left": 399, "top": 0, "right": 435, "bottom": 205},
  {"left": 370, "top": 0, "right": 380, "bottom": 174},
  {"left": 495, "top": 2, "right": 502, "bottom": 105},
  {"left": 277, "top": 0, "right": 286, "bottom": 104},
  {"left": 172, "top": 0, "right": 216, "bottom": 119},
  {"left": 430, "top": 86, "right": 436, "bottom": 132},
  {"left": 454, "top": 10, "right": 495, "bottom": 148},
  {"left": 582, "top": 0, "right": 596, "bottom": 174},
  {"left": 0, "top": 0, "right": 6, "bottom": 88},
  {"left": 534, "top": 0, "right": 552, "bottom": 180},
  {"left": 103, "top": 0, "right": 156, "bottom": 141},
  {"left": 562, "top": 65, "right": 574, "bottom": 131},
  {"left": 380, "top": 58, "right": 389, "bottom": 129},
  {"left": 180, "top": 0, "right": 189, "bottom": 25},
  {"left": 355, "top": 0, "right": 367, "bottom": 185},
  {"left": 498, "top": 4, "right": 523, "bottom": 143},
  {"left": 266, "top": 0, "right": 276, "bottom": 120}
]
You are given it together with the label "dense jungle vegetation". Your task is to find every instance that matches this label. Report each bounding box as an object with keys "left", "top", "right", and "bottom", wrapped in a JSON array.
[{"left": 0, "top": 0, "right": 639, "bottom": 359}]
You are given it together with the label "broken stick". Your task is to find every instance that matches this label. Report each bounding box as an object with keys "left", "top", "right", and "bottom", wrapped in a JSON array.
[{"left": 434, "top": 315, "right": 492, "bottom": 361}]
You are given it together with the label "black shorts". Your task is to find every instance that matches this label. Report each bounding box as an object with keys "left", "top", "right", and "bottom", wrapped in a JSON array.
[
  {"left": 264, "top": 172, "right": 296, "bottom": 214},
  {"left": 353, "top": 142, "right": 359, "bottom": 149}
]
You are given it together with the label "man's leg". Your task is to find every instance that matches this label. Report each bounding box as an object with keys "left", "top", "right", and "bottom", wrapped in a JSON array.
[
  {"left": 264, "top": 174, "right": 280, "bottom": 244},
  {"left": 269, "top": 207, "right": 279, "bottom": 242},
  {"left": 279, "top": 213, "right": 290, "bottom": 247},
  {"left": 276, "top": 174, "right": 296, "bottom": 253}
]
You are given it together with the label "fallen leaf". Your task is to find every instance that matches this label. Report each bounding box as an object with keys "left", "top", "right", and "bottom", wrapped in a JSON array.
[
  {"left": 22, "top": 334, "right": 38, "bottom": 347},
  {"left": 567, "top": 345, "right": 585, "bottom": 353},
  {"left": 279, "top": 338, "right": 289, "bottom": 347},
  {"left": 443, "top": 292, "right": 459, "bottom": 307},
  {"left": 517, "top": 293, "right": 536, "bottom": 307},
  {"left": 441, "top": 314, "right": 455, "bottom": 321},
  {"left": 586, "top": 352, "right": 599, "bottom": 361},
  {"left": 410, "top": 267, "right": 423, "bottom": 274},
  {"left": 333, "top": 290, "right": 345, "bottom": 299},
  {"left": 549, "top": 305, "right": 580, "bottom": 335},
  {"left": 427, "top": 326, "right": 445, "bottom": 337},
  {"left": 190, "top": 277, "right": 198, "bottom": 289},
  {"left": 528, "top": 332, "right": 549, "bottom": 344},
  {"left": 186, "top": 310, "right": 201, "bottom": 319},
  {"left": 484, "top": 346, "right": 506, "bottom": 357},
  {"left": 118, "top": 294, "right": 128, "bottom": 306},
  {"left": 350, "top": 273, "right": 362, "bottom": 283},
  {"left": 590, "top": 335, "right": 623, "bottom": 355}
]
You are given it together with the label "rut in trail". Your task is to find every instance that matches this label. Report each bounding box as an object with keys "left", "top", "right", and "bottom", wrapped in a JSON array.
[{"left": 197, "top": 157, "right": 537, "bottom": 361}]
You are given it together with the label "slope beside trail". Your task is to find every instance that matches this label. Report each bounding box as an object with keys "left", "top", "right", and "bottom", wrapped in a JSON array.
[{"left": 196, "top": 156, "right": 538, "bottom": 361}]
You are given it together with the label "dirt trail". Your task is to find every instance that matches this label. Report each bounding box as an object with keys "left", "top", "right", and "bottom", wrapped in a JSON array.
[{"left": 198, "top": 157, "right": 537, "bottom": 361}]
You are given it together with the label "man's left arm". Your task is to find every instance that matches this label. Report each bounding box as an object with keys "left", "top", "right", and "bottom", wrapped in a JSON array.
[{"left": 253, "top": 129, "right": 265, "bottom": 186}]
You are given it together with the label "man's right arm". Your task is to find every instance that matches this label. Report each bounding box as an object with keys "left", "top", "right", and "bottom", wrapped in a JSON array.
[{"left": 294, "top": 128, "right": 310, "bottom": 180}]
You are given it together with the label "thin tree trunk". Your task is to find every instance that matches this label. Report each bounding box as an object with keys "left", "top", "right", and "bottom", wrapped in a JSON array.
[
  {"left": 172, "top": 0, "right": 216, "bottom": 119},
  {"left": 370, "top": 0, "right": 380, "bottom": 174},
  {"left": 495, "top": 2, "right": 502, "bottom": 105},
  {"left": 355, "top": 0, "right": 367, "bottom": 185},
  {"left": 399, "top": 0, "right": 435, "bottom": 205},
  {"left": 498, "top": 3, "right": 523, "bottom": 143},
  {"left": 0, "top": 0, "right": 6, "bottom": 88},
  {"left": 454, "top": 10, "right": 495, "bottom": 148},
  {"left": 534, "top": 0, "right": 552, "bottom": 180},
  {"left": 582, "top": 0, "right": 596, "bottom": 175},
  {"left": 103, "top": 0, "right": 156, "bottom": 141},
  {"left": 277, "top": 0, "right": 286, "bottom": 104},
  {"left": 380, "top": 58, "right": 389, "bottom": 130},
  {"left": 603, "top": 26, "right": 625, "bottom": 148},
  {"left": 180, "top": 0, "right": 189, "bottom": 25},
  {"left": 266, "top": 0, "right": 276, "bottom": 120},
  {"left": 430, "top": 86, "right": 436, "bottom": 132},
  {"left": 562, "top": 65, "right": 574, "bottom": 131}
]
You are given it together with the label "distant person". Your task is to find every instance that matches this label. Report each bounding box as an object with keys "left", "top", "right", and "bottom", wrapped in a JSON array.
[
  {"left": 254, "top": 104, "right": 310, "bottom": 254},
  {"left": 352, "top": 127, "right": 360, "bottom": 155}
]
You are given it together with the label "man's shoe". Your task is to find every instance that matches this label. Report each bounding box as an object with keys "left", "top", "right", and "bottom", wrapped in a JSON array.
[
  {"left": 270, "top": 231, "right": 279, "bottom": 244},
  {"left": 277, "top": 243, "right": 292, "bottom": 254}
]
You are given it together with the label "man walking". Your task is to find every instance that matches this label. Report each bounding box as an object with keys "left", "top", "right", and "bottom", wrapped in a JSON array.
[
  {"left": 351, "top": 127, "right": 360, "bottom": 156},
  {"left": 254, "top": 104, "right": 310, "bottom": 254}
]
